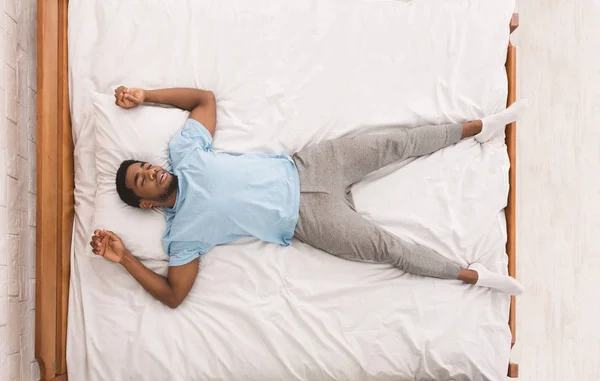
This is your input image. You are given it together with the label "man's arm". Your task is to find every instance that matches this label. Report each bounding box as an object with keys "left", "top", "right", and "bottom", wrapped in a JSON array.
[
  {"left": 115, "top": 86, "right": 217, "bottom": 137},
  {"left": 91, "top": 230, "right": 198, "bottom": 308},
  {"left": 120, "top": 252, "right": 198, "bottom": 309}
]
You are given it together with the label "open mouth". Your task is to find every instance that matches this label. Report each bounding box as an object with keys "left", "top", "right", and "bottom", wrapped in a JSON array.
[{"left": 159, "top": 171, "right": 167, "bottom": 184}]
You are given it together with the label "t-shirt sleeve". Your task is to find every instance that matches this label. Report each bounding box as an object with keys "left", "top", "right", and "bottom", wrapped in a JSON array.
[
  {"left": 168, "top": 241, "right": 214, "bottom": 267},
  {"left": 168, "top": 119, "right": 213, "bottom": 167}
]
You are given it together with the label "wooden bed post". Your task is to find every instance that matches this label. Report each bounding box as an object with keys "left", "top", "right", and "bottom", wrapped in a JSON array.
[
  {"left": 36, "top": 0, "right": 72, "bottom": 380},
  {"left": 506, "top": 12, "right": 519, "bottom": 379}
]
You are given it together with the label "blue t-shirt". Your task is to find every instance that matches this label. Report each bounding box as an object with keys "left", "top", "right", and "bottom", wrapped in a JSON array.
[{"left": 161, "top": 119, "right": 300, "bottom": 266}]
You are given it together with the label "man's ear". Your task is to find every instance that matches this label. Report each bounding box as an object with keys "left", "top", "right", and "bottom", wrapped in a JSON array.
[{"left": 139, "top": 200, "right": 153, "bottom": 209}]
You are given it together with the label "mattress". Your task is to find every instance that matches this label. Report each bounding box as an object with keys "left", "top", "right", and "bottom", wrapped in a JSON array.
[{"left": 67, "top": 0, "right": 516, "bottom": 380}]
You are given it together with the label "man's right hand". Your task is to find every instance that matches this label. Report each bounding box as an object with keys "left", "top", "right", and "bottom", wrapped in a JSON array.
[
  {"left": 90, "top": 229, "right": 127, "bottom": 263},
  {"left": 90, "top": 228, "right": 200, "bottom": 308},
  {"left": 114, "top": 86, "right": 145, "bottom": 109}
]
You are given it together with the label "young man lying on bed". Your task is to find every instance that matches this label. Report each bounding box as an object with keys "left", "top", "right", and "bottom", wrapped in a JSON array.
[{"left": 90, "top": 86, "right": 526, "bottom": 308}]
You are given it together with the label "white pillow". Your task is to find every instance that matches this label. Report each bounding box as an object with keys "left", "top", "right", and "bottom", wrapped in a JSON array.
[{"left": 91, "top": 91, "right": 189, "bottom": 261}]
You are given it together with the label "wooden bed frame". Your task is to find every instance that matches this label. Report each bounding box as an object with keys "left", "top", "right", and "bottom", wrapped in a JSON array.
[{"left": 34, "top": 1, "right": 521, "bottom": 379}]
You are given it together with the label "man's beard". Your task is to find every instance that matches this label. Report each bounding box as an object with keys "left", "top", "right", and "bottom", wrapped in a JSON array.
[{"left": 158, "top": 173, "right": 179, "bottom": 202}]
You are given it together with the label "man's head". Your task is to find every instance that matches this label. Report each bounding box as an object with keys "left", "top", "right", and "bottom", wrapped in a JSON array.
[{"left": 116, "top": 160, "right": 179, "bottom": 209}]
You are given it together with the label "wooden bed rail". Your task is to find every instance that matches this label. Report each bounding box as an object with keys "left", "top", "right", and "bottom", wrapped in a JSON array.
[
  {"left": 36, "top": 0, "right": 71, "bottom": 380},
  {"left": 506, "top": 12, "right": 519, "bottom": 379}
]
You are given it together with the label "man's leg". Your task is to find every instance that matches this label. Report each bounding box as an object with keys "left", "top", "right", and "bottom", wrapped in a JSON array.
[
  {"left": 294, "top": 192, "right": 524, "bottom": 294},
  {"left": 295, "top": 192, "right": 462, "bottom": 279},
  {"left": 294, "top": 99, "right": 530, "bottom": 194},
  {"left": 335, "top": 99, "right": 530, "bottom": 184},
  {"left": 476, "top": 99, "right": 529, "bottom": 142},
  {"left": 294, "top": 121, "right": 481, "bottom": 194}
]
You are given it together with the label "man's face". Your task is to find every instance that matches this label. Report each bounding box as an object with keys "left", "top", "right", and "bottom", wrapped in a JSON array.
[{"left": 125, "top": 161, "right": 177, "bottom": 207}]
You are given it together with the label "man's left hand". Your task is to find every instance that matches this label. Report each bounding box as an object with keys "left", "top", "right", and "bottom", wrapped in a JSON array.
[{"left": 114, "top": 86, "right": 145, "bottom": 109}]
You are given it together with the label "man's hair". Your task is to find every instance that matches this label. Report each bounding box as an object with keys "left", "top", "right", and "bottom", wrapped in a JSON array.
[{"left": 116, "top": 160, "right": 143, "bottom": 208}]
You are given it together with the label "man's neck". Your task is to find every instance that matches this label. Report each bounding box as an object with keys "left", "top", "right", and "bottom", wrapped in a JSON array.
[{"left": 164, "top": 189, "right": 178, "bottom": 208}]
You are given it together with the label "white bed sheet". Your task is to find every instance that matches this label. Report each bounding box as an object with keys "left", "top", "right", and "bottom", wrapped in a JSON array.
[{"left": 67, "top": 1, "right": 516, "bottom": 380}]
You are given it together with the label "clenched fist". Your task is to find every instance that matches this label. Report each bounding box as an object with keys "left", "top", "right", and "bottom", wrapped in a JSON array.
[
  {"left": 114, "top": 86, "right": 145, "bottom": 109},
  {"left": 90, "top": 229, "right": 128, "bottom": 263}
]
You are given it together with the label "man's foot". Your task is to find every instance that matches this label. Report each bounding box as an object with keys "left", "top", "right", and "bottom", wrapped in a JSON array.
[
  {"left": 468, "top": 263, "right": 524, "bottom": 295},
  {"left": 475, "top": 99, "right": 529, "bottom": 143}
]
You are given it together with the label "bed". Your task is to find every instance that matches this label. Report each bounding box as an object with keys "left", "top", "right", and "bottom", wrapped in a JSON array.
[{"left": 35, "top": 1, "right": 520, "bottom": 380}]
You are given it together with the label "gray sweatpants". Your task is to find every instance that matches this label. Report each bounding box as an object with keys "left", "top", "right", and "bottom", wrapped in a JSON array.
[{"left": 292, "top": 123, "right": 463, "bottom": 280}]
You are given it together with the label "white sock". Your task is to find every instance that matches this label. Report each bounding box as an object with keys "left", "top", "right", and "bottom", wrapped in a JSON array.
[
  {"left": 469, "top": 263, "right": 524, "bottom": 295},
  {"left": 475, "top": 99, "right": 529, "bottom": 143}
]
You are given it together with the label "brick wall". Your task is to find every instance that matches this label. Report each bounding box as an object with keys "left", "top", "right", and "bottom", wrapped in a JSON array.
[{"left": 0, "top": 0, "right": 39, "bottom": 380}]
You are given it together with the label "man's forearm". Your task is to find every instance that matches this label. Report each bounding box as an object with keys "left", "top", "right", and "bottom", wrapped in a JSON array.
[
  {"left": 119, "top": 251, "right": 179, "bottom": 308},
  {"left": 144, "top": 88, "right": 214, "bottom": 112}
]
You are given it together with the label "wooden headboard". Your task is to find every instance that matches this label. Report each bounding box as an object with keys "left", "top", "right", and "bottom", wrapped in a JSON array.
[
  {"left": 34, "top": 2, "right": 520, "bottom": 379},
  {"left": 35, "top": 0, "right": 71, "bottom": 380}
]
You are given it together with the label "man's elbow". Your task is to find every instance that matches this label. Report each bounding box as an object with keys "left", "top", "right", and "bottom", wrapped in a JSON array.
[
  {"left": 167, "top": 300, "right": 182, "bottom": 309},
  {"left": 165, "top": 294, "right": 185, "bottom": 309},
  {"left": 204, "top": 90, "right": 215, "bottom": 106}
]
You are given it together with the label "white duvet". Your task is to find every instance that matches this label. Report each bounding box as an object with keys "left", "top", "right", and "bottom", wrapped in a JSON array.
[{"left": 67, "top": 1, "right": 516, "bottom": 380}]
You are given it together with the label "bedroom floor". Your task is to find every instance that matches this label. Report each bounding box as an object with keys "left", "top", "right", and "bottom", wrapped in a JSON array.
[{"left": 510, "top": 1, "right": 600, "bottom": 379}]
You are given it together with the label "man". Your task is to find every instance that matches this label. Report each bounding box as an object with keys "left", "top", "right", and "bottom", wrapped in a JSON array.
[{"left": 90, "top": 86, "right": 526, "bottom": 308}]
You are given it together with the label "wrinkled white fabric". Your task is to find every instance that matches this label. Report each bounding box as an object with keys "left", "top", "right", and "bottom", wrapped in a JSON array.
[{"left": 67, "top": 1, "right": 516, "bottom": 380}]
